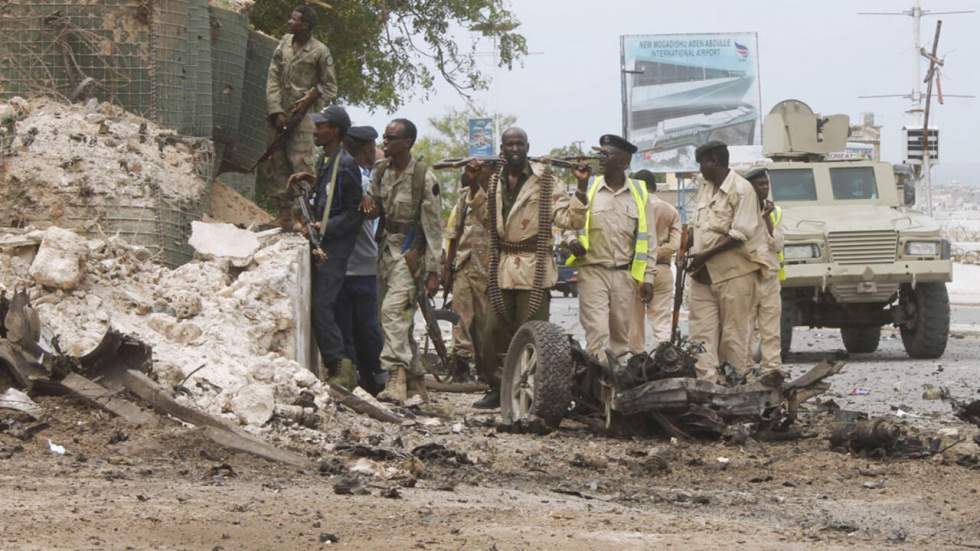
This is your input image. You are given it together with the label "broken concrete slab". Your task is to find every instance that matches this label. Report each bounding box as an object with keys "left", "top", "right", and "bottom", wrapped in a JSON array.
[
  {"left": 0, "top": 387, "right": 42, "bottom": 418},
  {"left": 229, "top": 383, "right": 275, "bottom": 427},
  {"left": 28, "top": 226, "right": 88, "bottom": 290},
  {"left": 188, "top": 221, "right": 260, "bottom": 265}
]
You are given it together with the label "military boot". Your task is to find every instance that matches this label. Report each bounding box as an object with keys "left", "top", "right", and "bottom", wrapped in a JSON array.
[
  {"left": 326, "top": 358, "right": 358, "bottom": 391},
  {"left": 406, "top": 372, "right": 430, "bottom": 403},
  {"left": 450, "top": 355, "right": 473, "bottom": 383},
  {"left": 378, "top": 367, "right": 408, "bottom": 403}
]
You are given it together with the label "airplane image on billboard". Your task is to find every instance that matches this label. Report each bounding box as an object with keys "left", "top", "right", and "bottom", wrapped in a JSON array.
[{"left": 621, "top": 33, "right": 763, "bottom": 173}]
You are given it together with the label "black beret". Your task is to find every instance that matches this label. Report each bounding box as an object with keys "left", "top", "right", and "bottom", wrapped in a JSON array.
[
  {"left": 599, "top": 134, "right": 638, "bottom": 154},
  {"left": 347, "top": 125, "right": 378, "bottom": 142},
  {"left": 694, "top": 140, "right": 728, "bottom": 162},
  {"left": 744, "top": 167, "right": 768, "bottom": 181}
]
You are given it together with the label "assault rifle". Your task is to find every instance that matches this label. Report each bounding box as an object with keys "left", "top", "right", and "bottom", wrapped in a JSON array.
[
  {"left": 671, "top": 226, "right": 690, "bottom": 345},
  {"left": 293, "top": 179, "right": 327, "bottom": 263},
  {"left": 403, "top": 234, "right": 455, "bottom": 379},
  {"left": 432, "top": 155, "right": 602, "bottom": 171},
  {"left": 250, "top": 92, "right": 319, "bottom": 171}
]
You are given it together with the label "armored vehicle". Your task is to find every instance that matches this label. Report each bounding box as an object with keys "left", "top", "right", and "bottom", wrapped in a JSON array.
[{"left": 763, "top": 100, "right": 952, "bottom": 358}]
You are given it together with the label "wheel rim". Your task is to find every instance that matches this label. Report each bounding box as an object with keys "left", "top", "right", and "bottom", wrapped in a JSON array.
[{"left": 511, "top": 342, "right": 537, "bottom": 418}]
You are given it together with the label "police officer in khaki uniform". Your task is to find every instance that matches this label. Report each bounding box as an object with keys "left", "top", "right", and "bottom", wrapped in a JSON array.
[
  {"left": 266, "top": 5, "right": 338, "bottom": 228},
  {"left": 475, "top": 127, "right": 588, "bottom": 408},
  {"left": 628, "top": 170, "right": 682, "bottom": 351},
  {"left": 746, "top": 167, "right": 785, "bottom": 385},
  {"left": 566, "top": 135, "right": 658, "bottom": 362},
  {"left": 443, "top": 160, "right": 491, "bottom": 382},
  {"left": 685, "top": 141, "right": 765, "bottom": 383},
  {"left": 360, "top": 119, "right": 442, "bottom": 402}
]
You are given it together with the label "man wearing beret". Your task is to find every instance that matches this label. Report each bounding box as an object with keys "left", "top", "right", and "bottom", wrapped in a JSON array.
[
  {"left": 683, "top": 140, "right": 766, "bottom": 383},
  {"left": 628, "top": 169, "right": 682, "bottom": 351},
  {"left": 335, "top": 125, "right": 386, "bottom": 394},
  {"left": 288, "top": 106, "right": 363, "bottom": 389},
  {"left": 566, "top": 134, "right": 658, "bottom": 363},
  {"left": 745, "top": 167, "right": 785, "bottom": 386}
]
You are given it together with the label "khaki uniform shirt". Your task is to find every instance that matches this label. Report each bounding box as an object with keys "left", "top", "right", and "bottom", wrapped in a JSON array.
[
  {"left": 266, "top": 34, "right": 338, "bottom": 115},
  {"left": 651, "top": 194, "right": 682, "bottom": 264},
  {"left": 471, "top": 162, "right": 587, "bottom": 290},
  {"left": 569, "top": 177, "right": 659, "bottom": 284},
  {"left": 691, "top": 170, "right": 765, "bottom": 283},
  {"left": 445, "top": 187, "right": 490, "bottom": 280},
  {"left": 751, "top": 205, "right": 785, "bottom": 276},
  {"left": 369, "top": 157, "right": 443, "bottom": 274}
]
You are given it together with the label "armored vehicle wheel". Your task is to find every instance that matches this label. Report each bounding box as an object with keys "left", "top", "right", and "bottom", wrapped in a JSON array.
[
  {"left": 840, "top": 326, "right": 881, "bottom": 354},
  {"left": 500, "top": 321, "right": 574, "bottom": 431},
  {"left": 780, "top": 296, "right": 794, "bottom": 358},
  {"left": 899, "top": 282, "right": 949, "bottom": 359}
]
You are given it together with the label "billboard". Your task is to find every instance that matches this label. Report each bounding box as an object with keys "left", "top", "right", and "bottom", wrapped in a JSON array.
[
  {"left": 467, "top": 118, "right": 494, "bottom": 156},
  {"left": 621, "top": 33, "right": 762, "bottom": 173}
]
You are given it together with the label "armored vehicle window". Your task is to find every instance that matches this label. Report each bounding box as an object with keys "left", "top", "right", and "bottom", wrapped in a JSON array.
[
  {"left": 831, "top": 167, "right": 878, "bottom": 200},
  {"left": 770, "top": 169, "right": 817, "bottom": 201}
]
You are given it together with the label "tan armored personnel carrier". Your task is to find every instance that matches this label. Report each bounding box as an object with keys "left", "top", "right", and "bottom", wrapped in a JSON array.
[{"left": 763, "top": 100, "right": 952, "bottom": 358}]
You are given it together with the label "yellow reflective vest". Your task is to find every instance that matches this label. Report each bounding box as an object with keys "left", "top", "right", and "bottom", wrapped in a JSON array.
[
  {"left": 770, "top": 205, "right": 785, "bottom": 281},
  {"left": 566, "top": 176, "right": 650, "bottom": 283}
]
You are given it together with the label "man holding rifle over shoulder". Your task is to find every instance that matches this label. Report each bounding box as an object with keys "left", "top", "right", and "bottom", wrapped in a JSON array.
[
  {"left": 265, "top": 5, "right": 338, "bottom": 230},
  {"left": 360, "top": 119, "right": 443, "bottom": 403}
]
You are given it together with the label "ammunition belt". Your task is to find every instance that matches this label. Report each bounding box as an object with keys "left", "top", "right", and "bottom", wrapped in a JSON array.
[
  {"left": 498, "top": 237, "right": 538, "bottom": 253},
  {"left": 487, "top": 165, "right": 554, "bottom": 323}
]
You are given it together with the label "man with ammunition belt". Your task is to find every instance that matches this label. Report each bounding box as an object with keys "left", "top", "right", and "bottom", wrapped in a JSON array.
[
  {"left": 443, "top": 160, "right": 492, "bottom": 383},
  {"left": 684, "top": 141, "right": 766, "bottom": 384},
  {"left": 360, "top": 119, "right": 443, "bottom": 403},
  {"left": 565, "top": 135, "right": 658, "bottom": 363},
  {"left": 266, "top": 5, "right": 338, "bottom": 229},
  {"left": 287, "top": 106, "right": 362, "bottom": 389},
  {"left": 628, "top": 170, "right": 682, "bottom": 351},
  {"left": 474, "top": 127, "right": 588, "bottom": 409}
]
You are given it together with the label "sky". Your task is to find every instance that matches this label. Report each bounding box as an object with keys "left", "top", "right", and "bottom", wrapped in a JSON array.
[{"left": 347, "top": 0, "right": 979, "bottom": 177}]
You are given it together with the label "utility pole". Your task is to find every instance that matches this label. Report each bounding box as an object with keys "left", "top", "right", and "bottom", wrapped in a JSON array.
[{"left": 858, "top": 1, "right": 974, "bottom": 216}]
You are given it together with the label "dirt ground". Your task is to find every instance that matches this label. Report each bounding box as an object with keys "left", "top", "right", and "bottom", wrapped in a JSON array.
[{"left": 2, "top": 314, "right": 980, "bottom": 550}]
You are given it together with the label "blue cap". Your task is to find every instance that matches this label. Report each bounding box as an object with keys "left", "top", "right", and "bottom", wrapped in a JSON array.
[
  {"left": 347, "top": 125, "right": 378, "bottom": 143},
  {"left": 311, "top": 105, "right": 351, "bottom": 131}
]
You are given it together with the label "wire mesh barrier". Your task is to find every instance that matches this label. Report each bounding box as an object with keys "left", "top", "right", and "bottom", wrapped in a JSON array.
[
  {"left": 209, "top": 6, "right": 248, "bottom": 147},
  {"left": 0, "top": 2, "right": 276, "bottom": 265},
  {"left": 224, "top": 29, "right": 277, "bottom": 173}
]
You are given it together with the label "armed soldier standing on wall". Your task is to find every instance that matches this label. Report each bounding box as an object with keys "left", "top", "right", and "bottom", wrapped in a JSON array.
[
  {"left": 360, "top": 119, "right": 443, "bottom": 403},
  {"left": 684, "top": 141, "right": 767, "bottom": 384},
  {"left": 565, "top": 135, "right": 658, "bottom": 363},
  {"left": 745, "top": 167, "right": 786, "bottom": 385},
  {"left": 266, "top": 5, "right": 338, "bottom": 229},
  {"left": 627, "top": 170, "right": 682, "bottom": 351},
  {"left": 443, "top": 160, "right": 492, "bottom": 383},
  {"left": 475, "top": 127, "right": 588, "bottom": 409}
]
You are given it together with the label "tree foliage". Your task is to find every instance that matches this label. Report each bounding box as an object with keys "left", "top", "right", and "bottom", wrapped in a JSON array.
[{"left": 250, "top": 1, "right": 528, "bottom": 111}]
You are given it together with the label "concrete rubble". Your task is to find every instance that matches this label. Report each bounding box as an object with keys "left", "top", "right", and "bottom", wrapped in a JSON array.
[{"left": 0, "top": 223, "right": 331, "bottom": 431}]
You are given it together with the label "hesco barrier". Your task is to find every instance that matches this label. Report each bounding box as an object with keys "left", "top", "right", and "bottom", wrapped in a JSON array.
[
  {"left": 0, "top": 2, "right": 278, "bottom": 265},
  {"left": 0, "top": 1, "right": 272, "bottom": 173}
]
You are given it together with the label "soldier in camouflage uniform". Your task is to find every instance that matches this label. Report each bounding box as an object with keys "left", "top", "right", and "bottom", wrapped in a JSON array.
[
  {"left": 265, "top": 5, "right": 338, "bottom": 228},
  {"left": 443, "top": 161, "right": 492, "bottom": 382},
  {"left": 361, "top": 119, "right": 443, "bottom": 402}
]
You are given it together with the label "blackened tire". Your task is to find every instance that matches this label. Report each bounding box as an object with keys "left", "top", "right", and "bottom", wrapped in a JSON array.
[
  {"left": 780, "top": 295, "right": 794, "bottom": 358},
  {"left": 840, "top": 326, "right": 881, "bottom": 354},
  {"left": 899, "top": 282, "right": 949, "bottom": 359},
  {"left": 500, "top": 321, "right": 573, "bottom": 431}
]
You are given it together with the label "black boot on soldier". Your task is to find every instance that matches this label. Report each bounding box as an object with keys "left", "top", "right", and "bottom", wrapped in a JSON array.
[{"left": 472, "top": 389, "right": 500, "bottom": 409}]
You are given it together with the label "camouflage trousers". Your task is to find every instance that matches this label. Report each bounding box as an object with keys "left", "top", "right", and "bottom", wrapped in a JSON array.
[
  {"left": 377, "top": 247, "right": 423, "bottom": 375},
  {"left": 450, "top": 265, "right": 488, "bottom": 361},
  {"left": 264, "top": 113, "right": 316, "bottom": 214}
]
